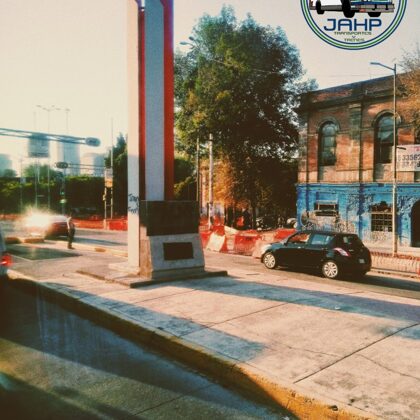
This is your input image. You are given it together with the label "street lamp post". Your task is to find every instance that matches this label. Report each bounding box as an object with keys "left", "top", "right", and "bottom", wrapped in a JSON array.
[
  {"left": 36, "top": 105, "right": 61, "bottom": 210},
  {"left": 370, "top": 62, "right": 398, "bottom": 255}
]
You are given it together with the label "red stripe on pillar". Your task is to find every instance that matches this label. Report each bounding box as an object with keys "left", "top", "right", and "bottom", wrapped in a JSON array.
[
  {"left": 139, "top": 6, "right": 146, "bottom": 200},
  {"left": 161, "top": 0, "right": 174, "bottom": 200}
]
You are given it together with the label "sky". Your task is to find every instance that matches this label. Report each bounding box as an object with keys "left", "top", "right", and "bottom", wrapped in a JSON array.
[{"left": 0, "top": 0, "right": 419, "bottom": 171}]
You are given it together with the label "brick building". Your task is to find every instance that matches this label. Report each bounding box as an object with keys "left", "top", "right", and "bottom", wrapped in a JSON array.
[{"left": 297, "top": 76, "right": 420, "bottom": 252}]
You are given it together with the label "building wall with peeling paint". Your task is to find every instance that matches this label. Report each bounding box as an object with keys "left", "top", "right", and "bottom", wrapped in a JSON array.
[{"left": 297, "top": 76, "right": 420, "bottom": 251}]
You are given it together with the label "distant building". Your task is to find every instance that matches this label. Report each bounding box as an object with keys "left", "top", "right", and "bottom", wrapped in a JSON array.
[
  {"left": 297, "top": 76, "right": 420, "bottom": 251},
  {"left": 81, "top": 153, "right": 105, "bottom": 177},
  {"left": 57, "top": 143, "right": 80, "bottom": 175},
  {"left": 0, "top": 154, "right": 13, "bottom": 176}
]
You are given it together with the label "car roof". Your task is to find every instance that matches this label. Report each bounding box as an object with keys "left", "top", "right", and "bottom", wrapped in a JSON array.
[
  {"left": 49, "top": 215, "right": 67, "bottom": 221},
  {"left": 298, "top": 230, "right": 359, "bottom": 236}
]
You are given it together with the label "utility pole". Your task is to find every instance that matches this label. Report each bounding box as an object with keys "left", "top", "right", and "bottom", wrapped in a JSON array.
[
  {"left": 110, "top": 118, "right": 114, "bottom": 220},
  {"left": 196, "top": 138, "right": 200, "bottom": 207},
  {"left": 208, "top": 134, "right": 213, "bottom": 228}
]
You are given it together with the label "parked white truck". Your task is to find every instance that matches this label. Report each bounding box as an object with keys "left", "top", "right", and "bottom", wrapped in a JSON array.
[{"left": 309, "top": 0, "right": 395, "bottom": 18}]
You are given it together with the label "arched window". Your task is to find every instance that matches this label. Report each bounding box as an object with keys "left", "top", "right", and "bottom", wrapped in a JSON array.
[
  {"left": 375, "top": 114, "right": 394, "bottom": 164},
  {"left": 319, "top": 122, "right": 337, "bottom": 166}
]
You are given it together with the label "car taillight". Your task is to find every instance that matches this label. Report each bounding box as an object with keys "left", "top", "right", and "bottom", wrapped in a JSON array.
[
  {"left": 334, "top": 247, "right": 350, "bottom": 257},
  {"left": 1, "top": 253, "right": 12, "bottom": 267}
]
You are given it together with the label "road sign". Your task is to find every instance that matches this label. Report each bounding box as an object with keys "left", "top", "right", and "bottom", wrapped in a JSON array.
[
  {"left": 397, "top": 145, "right": 420, "bottom": 172},
  {"left": 105, "top": 168, "right": 113, "bottom": 188},
  {"left": 28, "top": 134, "right": 50, "bottom": 158}
]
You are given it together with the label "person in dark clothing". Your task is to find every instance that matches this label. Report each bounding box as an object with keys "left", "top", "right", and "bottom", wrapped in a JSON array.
[
  {"left": 242, "top": 209, "right": 251, "bottom": 230},
  {"left": 67, "top": 214, "right": 76, "bottom": 249}
]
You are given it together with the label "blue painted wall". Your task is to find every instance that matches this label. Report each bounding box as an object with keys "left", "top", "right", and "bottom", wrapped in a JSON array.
[{"left": 297, "top": 183, "right": 420, "bottom": 248}]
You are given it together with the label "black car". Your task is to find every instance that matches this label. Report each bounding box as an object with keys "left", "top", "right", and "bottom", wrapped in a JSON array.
[{"left": 260, "top": 230, "right": 371, "bottom": 279}]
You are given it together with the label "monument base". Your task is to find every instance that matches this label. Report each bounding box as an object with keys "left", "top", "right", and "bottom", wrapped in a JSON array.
[
  {"left": 139, "top": 233, "right": 204, "bottom": 279},
  {"left": 127, "top": 200, "right": 206, "bottom": 281}
]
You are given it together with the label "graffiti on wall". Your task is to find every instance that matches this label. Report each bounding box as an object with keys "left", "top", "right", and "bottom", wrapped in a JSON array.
[
  {"left": 301, "top": 211, "right": 357, "bottom": 233},
  {"left": 128, "top": 193, "right": 140, "bottom": 215}
]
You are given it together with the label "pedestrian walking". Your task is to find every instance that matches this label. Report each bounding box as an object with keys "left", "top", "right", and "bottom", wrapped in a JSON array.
[{"left": 67, "top": 214, "right": 76, "bottom": 249}]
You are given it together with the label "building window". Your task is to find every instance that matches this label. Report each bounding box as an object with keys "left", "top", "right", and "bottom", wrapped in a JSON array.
[
  {"left": 314, "top": 202, "right": 338, "bottom": 216},
  {"left": 370, "top": 202, "right": 392, "bottom": 232},
  {"left": 319, "top": 122, "right": 337, "bottom": 166},
  {"left": 375, "top": 114, "right": 394, "bottom": 164}
]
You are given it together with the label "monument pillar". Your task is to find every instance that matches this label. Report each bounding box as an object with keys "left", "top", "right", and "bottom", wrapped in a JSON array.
[{"left": 127, "top": 0, "right": 205, "bottom": 280}]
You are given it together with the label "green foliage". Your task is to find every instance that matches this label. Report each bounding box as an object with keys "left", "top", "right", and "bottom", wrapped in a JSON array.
[
  {"left": 400, "top": 43, "right": 420, "bottom": 133},
  {"left": 23, "top": 164, "right": 60, "bottom": 181},
  {"left": 105, "top": 133, "right": 127, "bottom": 215},
  {"left": 175, "top": 7, "right": 312, "bottom": 217},
  {"left": 174, "top": 156, "right": 194, "bottom": 183},
  {"left": 174, "top": 156, "right": 196, "bottom": 200},
  {"left": 176, "top": 7, "right": 306, "bottom": 155},
  {"left": 0, "top": 177, "right": 104, "bottom": 215},
  {"left": 1, "top": 169, "right": 17, "bottom": 178}
]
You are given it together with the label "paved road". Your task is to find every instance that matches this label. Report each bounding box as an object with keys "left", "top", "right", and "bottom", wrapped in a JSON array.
[
  {"left": 205, "top": 251, "right": 420, "bottom": 301},
  {"left": 3, "top": 219, "right": 419, "bottom": 300},
  {"left": 0, "top": 281, "right": 291, "bottom": 419}
]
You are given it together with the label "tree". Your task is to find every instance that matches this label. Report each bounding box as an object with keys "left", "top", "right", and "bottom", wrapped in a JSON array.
[
  {"left": 105, "top": 133, "right": 127, "bottom": 215},
  {"left": 400, "top": 44, "right": 420, "bottom": 134},
  {"left": 174, "top": 155, "right": 196, "bottom": 200},
  {"left": 1, "top": 169, "right": 17, "bottom": 178},
  {"left": 23, "top": 164, "right": 60, "bottom": 181},
  {"left": 175, "top": 7, "right": 313, "bottom": 224}
]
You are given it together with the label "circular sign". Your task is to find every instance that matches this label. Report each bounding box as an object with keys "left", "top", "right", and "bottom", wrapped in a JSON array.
[{"left": 301, "top": 0, "right": 407, "bottom": 50}]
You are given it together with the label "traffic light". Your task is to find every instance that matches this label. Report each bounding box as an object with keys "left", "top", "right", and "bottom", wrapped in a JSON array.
[
  {"left": 85, "top": 137, "right": 100, "bottom": 147},
  {"left": 55, "top": 161, "right": 69, "bottom": 169}
]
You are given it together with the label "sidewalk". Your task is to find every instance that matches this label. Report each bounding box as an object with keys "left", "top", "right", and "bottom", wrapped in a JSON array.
[{"left": 6, "top": 241, "right": 420, "bottom": 419}]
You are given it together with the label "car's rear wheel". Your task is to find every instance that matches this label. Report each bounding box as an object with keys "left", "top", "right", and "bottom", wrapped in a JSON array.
[
  {"left": 368, "top": 12, "right": 381, "bottom": 17},
  {"left": 263, "top": 252, "right": 278, "bottom": 269},
  {"left": 322, "top": 260, "right": 340, "bottom": 279}
]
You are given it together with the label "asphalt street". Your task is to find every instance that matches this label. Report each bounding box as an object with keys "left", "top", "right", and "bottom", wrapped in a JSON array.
[
  {"left": 204, "top": 251, "right": 420, "bottom": 301},
  {"left": 0, "top": 281, "right": 291, "bottom": 419}
]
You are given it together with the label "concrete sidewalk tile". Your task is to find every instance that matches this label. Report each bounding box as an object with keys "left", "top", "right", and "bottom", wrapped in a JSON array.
[
  {"left": 184, "top": 326, "right": 266, "bottom": 362},
  {"left": 137, "top": 288, "right": 281, "bottom": 327},
  {"left": 112, "top": 304, "right": 207, "bottom": 337},
  {"left": 357, "top": 324, "right": 420, "bottom": 382},
  {"left": 299, "top": 352, "right": 420, "bottom": 419},
  {"left": 185, "top": 303, "right": 410, "bottom": 379},
  {"left": 82, "top": 285, "right": 195, "bottom": 307}
]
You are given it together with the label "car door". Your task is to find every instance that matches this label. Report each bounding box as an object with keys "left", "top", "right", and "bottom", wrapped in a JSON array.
[
  {"left": 304, "top": 233, "right": 335, "bottom": 268},
  {"left": 279, "top": 232, "right": 311, "bottom": 267}
]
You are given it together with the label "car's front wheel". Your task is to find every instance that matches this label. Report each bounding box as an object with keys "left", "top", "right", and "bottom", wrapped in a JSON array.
[
  {"left": 263, "top": 252, "right": 278, "bottom": 269},
  {"left": 368, "top": 12, "right": 381, "bottom": 17},
  {"left": 322, "top": 260, "right": 340, "bottom": 279}
]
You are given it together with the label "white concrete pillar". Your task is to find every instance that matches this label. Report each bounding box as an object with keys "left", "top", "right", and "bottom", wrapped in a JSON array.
[
  {"left": 145, "top": 0, "right": 165, "bottom": 200},
  {"left": 127, "top": 0, "right": 140, "bottom": 267}
]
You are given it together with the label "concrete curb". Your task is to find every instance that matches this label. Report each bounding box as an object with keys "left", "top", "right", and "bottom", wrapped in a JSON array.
[{"left": 6, "top": 270, "right": 373, "bottom": 420}]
